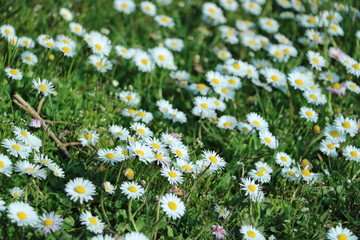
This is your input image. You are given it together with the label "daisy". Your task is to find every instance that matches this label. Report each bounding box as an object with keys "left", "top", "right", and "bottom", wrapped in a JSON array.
[
  {"left": 155, "top": 15, "right": 175, "bottom": 28},
  {"left": 0, "top": 198, "right": 5, "bottom": 212},
  {"left": 141, "top": 1, "right": 156, "bottom": 16},
  {"left": 88, "top": 32, "right": 111, "bottom": 57},
  {"left": 114, "top": 0, "right": 136, "bottom": 14},
  {"left": 21, "top": 51, "right": 38, "bottom": 65},
  {"left": 217, "top": 115, "right": 237, "bottom": 130},
  {"left": 240, "top": 178, "right": 260, "bottom": 197},
  {"left": 326, "top": 225, "right": 358, "bottom": 240},
  {"left": 219, "top": 0, "right": 238, "bottom": 11},
  {"left": 5, "top": 67, "right": 23, "bottom": 80},
  {"left": 246, "top": 112, "right": 269, "bottom": 131},
  {"left": 275, "top": 152, "right": 293, "bottom": 167},
  {"left": 202, "top": 2, "right": 226, "bottom": 25},
  {"left": 299, "top": 107, "right": 318, "bottom": 123},
  {"left": 164, "top": 38, "right": 184, "bottom": 52},
  {"left": 98, "top": 148, "right": 124, "bottom": 165},
  {"left": 288, "top": 72, "right": 311, "bottom": 90},
  {"left": 150, "top": 46, "right": 176, "bottom": 70},
  {"left": 115, "top": 45, "right": 135, "bottom": 59},
  {"left": 161, "top": 167, "right": 184, "bottom": 185},
  {"left": 345, "top": 58, "right": 360, "bottom": 78},
  {"left": 320, "top": 139, "right": 339, "bottom": 157},
  {"left": 259, "top": 130, "right": 278, "bottom": 149},
  {"left": 37, "top": 34, "right": 56, "bottom": 49},
  {"left": 0, "top": 24, "right": 15, "bottom": 38},
  {"left": 57, "top": 42, "right": 76, "bottom": 57},
  {"left": 129, "top": 142, "right": 154, "bottom": 163},
  {"left": 305, "top": 29, "right": 324, "bottom": 45},
  {"left": 65, "top": 178, "right": 96, "bottom": 204},
  {"left": 211, "top": 97, "right": 227, "bottom": 111},
  {"left": 303, "top": 90, "right": 327, "bottom": 106},
  {"left": 59, "top": 8, "right": 73, "bottom": 21},
  {"left": 240, "top": 225, "right": 265, "bottom": 240},
  {"left": 80, "top": 211, "right": 105, "bottom": 234},
  {"left": 124, "top": 232, "right": 149, "bottom": 240},
  {"left": 153, "top": 152, "right": 172, "bottom": 166},
  {"left": 343, "top": 145, "right": 360, "bottom": 162},
  {"left": 334, "top": 115, "right": 358, "bottom": 137},
  {"left": 10, "top": 187, "right": 24, "bottom": 198},
  {"left": 0, "top": 154, "right": 13, "bottom": 177},
  {"left": 103, "top": 181, "right": 116, "bottom": 194},
  {"left": 79, "top": 130, "right": 99, "bottom": 146},
  {"left": 134, "top": 51, "right": 155, "bottom": 72},
  {"left": 144, "top": 137, "right": 166, "bottom": 152},
  {"left": 49, "top": 164, "right": 65, "bottom": 178},
  {"left": 281, "top": 167, "right": 300, "bottom": 180},
  {"left": 346, "top": 81, "right": 360, "bottom": 94},
  {"left": 242, "top": 1, "right": 262, "bottom": 16},
  {"left": 160, "top": 193, "right": 185, "bottom": 220},
  {"left": 211, "top": 225, "right": 227, "bottom": 239},
  {"left": 201, "top": 150, "right": 226, "bottom": 171},
  {"left": 241, "top": 122, "right": 259, "bottom": 135},
  {"left": 249, "top": 169, "right": 271, "bottom": 183},
  {"left": 300, "top": 167, "right": 319, "bottom": 184},
  {"left": 259, "top": 17, "right": 279, "bottom": 33},
  {"left": 176, "top": 159, "right": 195, "bottom": 173},
  {"left": 109, "top": 125, "right": 130, "bottom": 141},
  {"left": 134, "top": 110, "right": 153, "bottom": 123},
  {"left": 37, "top": 212, "right": 64, "bottom": 235},
  {"left": 89, "top": 55, "right": 113, "bottom": 73},
  {"left": 261, "top": 68, "right": 286, "bottom": 87},
  {"left": 328, "top": 24, "right": 344, "bottom": 36},
  {"left": 120, "top": 181, "right": 145, "bottom": 199},
  {"left": 324, "top": 125, "right": 346, "bottom": 143},
  {"left": 254, "top": 161, "right": 273, "bottom": 174},
  {"left": 131, "top": 122, "right": 153, "bottom": 138},
  {"left": 7, "top": 202, "right": 39, "bottom": 227},
  {"left": 1, "top": 138, "right": 31, "bottom": 159},
  {"left": 307, "top": 51, "right": 326, "bottom": 70},
  {"left": 69, "top": 22, "right": 86, "bottom": 36},
  {"left": 32, "top": 78, "right": 55, "bottom": 96},
  {"left": 168, "top": 108, "right": 187, "bottom": 124},
  {"left": 13, "top": 127, "right": 42, "bottom": 151},
  {"left": 169, "top": 143, "right": 189, "bottom": 159},
  {"left": 161, "top": 133, "right": 181, "bottom": 146},
  {"left": 14, "top": 161, "right": 47, "bottom": 180},
  {"left": 215, "top": 205, "right": 230, "bottom": 219},
  {"left": 17, "top": 36, "right": 35, "bottom": 48}
]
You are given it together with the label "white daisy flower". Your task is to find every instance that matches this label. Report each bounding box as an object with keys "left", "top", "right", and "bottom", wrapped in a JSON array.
[
  {"left": 246, "top": 112, "right": 269, "bottom": 131},
  {"left": 287, "top": 71, "right": 311, "bottom": 90},
  {"left": 258, "top": 130, "right": 279, "bottom": 149},
  {"left": 115, "top": 45, "right": 135, "bottom": 59},
  {"left": 59, "top": 8, "right": 73, "bottom": 21},
  {"left": 21, "top": 51, "right": 38, "bottom": 65},
  {"left": 32, "top": 78, "right": 55, "bottom": 96},
  {"left": 57, "top": 41, "right": 76, "bottom": 57},
  {"left": 307, "top": 51, "right": 326, "bottom": 70},
  {"left": 217, "top": 115, "right": 237, "bottom": 129},
  {"left": 10, "top": 187, "right": 24, "bottom": 198},
  {"left": 249, "top": 169, "right": 271, "bottom": 183},
  {"left": 103, "top": 182, "right": 116, "bottom": 194},
  {"left": 80, "top": 211, "right": 105, "bottom": 234},
  {"left": 254, "top": 161, "right": 273, "bottom": 174},
  {"left": 120, "top": 181, "right": 145, "bottom": 199},
  {"left": 275, "top": 152, "right": 293, "bottom": 167},
  {"left": 17, "top": 36, "right": 35, "bottom": 48},
  {"left": 69, "top": 22, "right": 86, "bottom": 36},
  {"left": 141, "top": 1, "right": 156, "bottom": 16},
  {"left": 237, "top": 122, "right": 256, "bottom": 135},
  {"left": 303, "top": 90, "right": 327, "bottom": 106},
  {"left": 150, "top": 46, "right": 177, "bottom": 70},
  {"left": 320, "top": 139, "right": 339, "bottom": 157},
  {"left": 324, "top": 124, "right": 346, "bottom": 143},
  {"left": 114, "top": 0, "right": 136, "bottom": 14},
  {"left": 65, "top": 178, "right": 96, "bottom": 204},
  {"left": 129, "top": 142, "right": 154, "bottom": 163},
  {"left": 160, "top": 193, "right": 185, "bottom": 220},
  {"left": 37, "top": 212, "right": 64, "bottom": 235},
  {"left": 87, "top": 32, "right": 112, "bottom": 57},
  {"left": 240, "top": 178, "right": 261, "bottom": 197},
  {"left": 240, "top": 225, "right": 265, "bottom": 240},
  {"left": 133, "top": 51, "right": 155, "bottom": 72},
  {"left": 130, "top": 122, "right": 153, "bottom": 138},
  {"left": 176, "top": 159, "right": 195, "bottom": 173},
  {"left": 79, "top": 130, "right": 99, "bottom": 146},
  {"left": 7, "top": 202, "right": 39, "bottom": 227},
  {"left": 0, "top": 24, "right": 16, "bottom": 38},
  {"left": 202, "top": 2, "right": 226, "bottom": 25},
  {"left": 109, "top": 125, "right": 130, "bottom": 140},
  {"left": 164, "top": 38, "right": 184, "bottom": 52},
  {"left": 219, "top": 0, "right": 238, "bottom": 11},
  {"left": 1, "top": 138, "right": 31, "bottom": 159},
  {"left": 98, "top": 149, "right": 124, "bottom": 165},
  {"left": 299, "top": 107, "right": 318, "bottom": 123},
  {"left": 345, "top": 81, "right": 360, "bottom": 94},
  {"left": 92, "top": 234, "right": 116, "bottom": 240},
  {"left": 89, "top": 55, "right": 113, "bottom": 73},
  {"left": 124, "top": 232, "right": 149, "bottom": 240},
  {"left": 343, "top": 145, "right": 360, "bottom": 163},
  {"left": 161, "top": 167, "right": 184, "bottom": 185},
  {"left": 242, "top": 1, "right": 262, "bottom": 16},
  {"left": 134, "top": 110, "right": 153, "bottom": 123},
  {"left": 14, "top": 160, "right": 47, "bottom": 180},
  {"left": 215, "top": 205, "right": 230, "bottom": 219},
  {"left": 281, "top": 167, "right": 300, "bottom": 180},
  {"left": 334, "top": 115, "right": 358, "bottom": 137},
  {"left": 168, "top": 108, "right": 187, "bottom": 124},
  {"left": 261, "top": 68, "right": 286, "bottom": 87},
  {"left": 48, "top": 164, "right": 65, "bottom": 178},
  {"left": 201, "top": 150, "right": 226, "bottom": 171},
  {"left": 259, "top": 17, "right": 279, "bottom": 33},
  {"left": 0, "top": 154, "right": 13, "bottom": 177},
  {"left": 326, "top": 225, "right": 358, "bottom": 240},
  {"left": 155, "top": 15, "right": 175, "bottom": 28},
  {"left": 5, "top": 67, "right": 23, "bottom": 80}
]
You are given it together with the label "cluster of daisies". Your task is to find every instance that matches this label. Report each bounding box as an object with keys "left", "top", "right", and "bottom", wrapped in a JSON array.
[{"left": 1, "top": 126, "right": 65, "bottom": 179}]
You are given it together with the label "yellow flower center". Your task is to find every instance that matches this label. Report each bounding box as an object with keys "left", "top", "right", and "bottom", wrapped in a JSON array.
[
  {"left": 10, "top": 69, "right": 19, "bottom": 75},
  {"left": 247, "top": 230, "right": 256, "bottom": 238},
  {"left": 302, "top": 169, "right": 311, "bottom": 177},
  {"left": 271, "top": 75, "right": 279, "bottom": 82},
  {"left": 17, "top": 212, "right": 27, "bottom": 220},
  {"left": 128, "top": 186, "right": 137, "bottom": 192},
  {"left": 75, "top": 186, "right": 85, "bottom": 194},
  {"left": 312, "top": 57, "right": 319, "bottom": 64},
  {"left": 352, "top": 63, "right": 360, "bottom": 70},
  {"left": 332, "top": 83, "right": 341, "bottom": 89},
  {"left": 155, "top": 153, "right": 163, "bottom": 160},
  {"left": 137, "top": 129, "right": 146, "bottom": 134},
  {"left": 96, "top": 62, "right": 105, "bottom": 68},
  {"left": 328, "top": 144, "right": 335, "bottom": 150},
  {"left": 197, "top": 83, "right": 206, "bottom": 90},
  {"left": 309, "top": 94, "right": 317, "bottom": 100},
  {"left": 121, "top": 3, "right": 128, "bottom": 8},
  {"left": 248, "top": 185, "right": 256, "bottom": 192},
  {"left": 342, "top": 122, "right": 350, "bottom": 128},
  {"left": 46, "top": 42, "right": 55, "bottom": 48},
  {"left": 264, "top": 137, "right": 271, "bottom": 143},
  {"left": 337, "top": 234, "right": 348, "bottom": 240},
  {"left": 105, "top": 153, "right": 115, "bottom": 159},
  {"left": 38, "top": 84, "right": 47, "bottom": 91},
  {"left": 295, "top": 79, "right": 304, "bottom": 86},
  {"left": 44, "top": 219, "right": 53, "bottom": 226},
  {"left": 141, "top": 59, "right": 148, "bottom": 65},
  {"left": 171, "top": 42, "right": 178, "bottom": 46},
  {"left": 88, "top": 217, "right": 98, "bottom": 226},
  {"left": 168, "top": 201, "right": 178, "bottom": 210},
  {"left": 5, "top": 29, "right": 11, "bottom": 35},
  {"left": 121, "top": 49, "right": 128, "bottom": 53},
  {"left": 209, "top": 156, "right": 218, "bottom": 163},
  {"left": 74, "top": 27, "right": 81, "bottom": 32},
  {"left": 223, "top": 122, "right": 232, "bottom": 127},
  {"left": 287, "top": 171, "right": 295, "bottom": 176},
  {"left": 221, "top": 88, "right": 228, "bottom": 94},
  {"left": 350, "top": 151, "right": 358, "bottom": 158},
  {"left": 233, "top": 63, "right": 241, "bottom": 70},
  {"left": 161, "top": 17, "right": 170, "bottom": 23},
  {"left": 275, "top": 51, "right": 283, "bottom": 57},
  {"left": 152, "top": 143, "right": 161, "bottom": 149},
  {"left": 0, "top": 161, "right": 4, "bottom": 168},
  {"left": 280, "top": 156, "right": 287, "bottom": 162},
  {"left": 212, "top": 78, "right": 220, "bottom": 84},
  {"left": 12, "top": 145, "right": 21, "bottom": 150},
  {"left": 209, "top": 8, "right": 216, "bottom": 14},
  {"left": 182, "top": 165, "right": 191, "bottom": 171},
  {"left": 62, "top": 46, "right": 71, "bottom": 53},
  {"left": 305, "top": 111, "right": 313, "bottom": 117},
  {"left": 175, "top": 150, "right": 183, "bottom": 157},
  {"left": 137, "top": 112, "right": 147, "bottom": 117},
  {"left": 168, "top": 171, "right": 177, "bottom": 178},
  {"left": 255, "top": 171, "right": 265, "bottom": 176},
  {"left": 330, "top": 131, "right": 339, "bottom": 137},
  {"left": 158, "top": 55, "right": 165, "bottom": 61},
  {"left": 136, "top": 150, "right": 145, "bottom": 156},
  {"left": 349, "top": 84, "right": 356, "bottom": 89},
  {"left": 25, "top": 57, "right": 31, "bottom": 61}
]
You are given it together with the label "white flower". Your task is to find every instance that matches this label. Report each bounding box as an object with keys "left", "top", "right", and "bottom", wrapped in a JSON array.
[
  {"left": 14, "top": 160, "right": 47, "bottom": 180},
  {"left": 7, "top": 202, "right": 39, "bottom": 227},
  {"left": 155, "top": 15, "right": 175, "bottom": 28},
  {"left": 0, "top": 154, "right": 12, "bottom": 177},
  {"left": 5, "top": 67, "right": 23, "bottom": 80},
  {"left": 326, "top": 225, "right": 358, "bottom": 240},
  {"left": 164, "top": 38, "right": 184, "bottom": 52},
  {"left": 59, "top": 8, "right": 73, "bottom": 21},
  {"left": 124, "top": 232, "right": 149, "bottom": 240},
  {"left": 1, "top": 138, "right": 31, "bottom": 159},
  {"left": 114, "top": 0, "right": 136, "bottom": 14},
  {"left": 65, "top": 178, "right": 96, "bottom": 203},
  {"left": 141, "top": 1, "right": 156, "bottom": 16},
  {"left": 161, "top": 167, "right": 184, "bottom": 185},
  {"left": 343, "top": 145, "right": 360, "bottom": 163},
  {"left": 334, "top": 115, "right": 358, "bottom": 137},
  {"left": 80, "top": 211, "right": 105, "bottom": 234},
  {"left": 32, "top": 78, "right": 55, "bottom": 96},
  {"left": 275, "top": 152, "right": 293, "bottom": 167},
  {"left": 307, "top": 51, "right": 326, "bottom": 70},
  {"left": 246, "top": 112, "right": 269, "bottom": 131},
  {"left": 160, "top": 193, "right": 185, "bottom": 220},
  {"left": 320, "top": 139, "right": 339, "bottom": 157},
  {"left": 299, "top": 107, "right": 318, "bottom": 122},
  {"left": 37, "top": 212, "right": 64, "bottom": 235},
  {"left": 120, "top": 181, "right": 145, "bottom": 199},
  {"left": 21, "top": 51, "right": 38, "bottom": 65},
  {"left": 240, "top": 225, "right": 265, "bottom": 240},
  {"left": 133, "top": 51, "right": 155, "bottom": 72}
]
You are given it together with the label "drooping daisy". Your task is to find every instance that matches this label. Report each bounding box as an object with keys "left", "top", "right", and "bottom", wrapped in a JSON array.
[
  {"left": 134, "top": 110, "right": 153, "bottom": 123},
  {"left": 114, "top": 0, "right": 136, "bottom": 14},
  {"left": 326, "top": 225, "right": 358, "bottom": 240},
  {"left": 1, "top": 138, "right": 31, "bottom": 159},
  {"left": 59, "top": 8, "right": 73, "bottom": 21},
  {"left": 32, "top": 78, "right": 55, "bottom": 96},
  {"left": 120, "top": 181, "right": 145, "bottom": 199},
  {"left": 299, "top": 107, "right": 318, "bottom": 123},
  {"left": 10, "top": 187, "right": 24, "bottom": 198},
  {"left": 343, "top": 145, "right": 360, "bottom": 163},
  {"left": 246, "top": 112, "right": 269, "bottom": 131},
  {"left": 240, "top": 225, "right": 265, "bottom": 240},
  {"left": 48, "top": 164, "right": 65, "bottom": 178},
  {"left": 334, "top": 115, "right": 358, "bottom": 137},
  {"left": 7, "top": 202, "right": 39, "bottom": 227},
  {"left": 123, "top": 232, "right": 149, "bottom": 240},
  {"left": 14, "top": 160, "right": 47, "bottom": 180},
  {"left": 80, "top": 211, "right": 105, "bottom": 234},
  {"left": 160, "top": 193, "right": 185, "bottom": 220},
  {"left": 307, "top": 51, "right": 326, "bottom": 70},
  {"left": 0, "top": 154, "right": 13, "bottom": 177},
  {"left": 65, "top": 178, "right": 96, "bottom": 203},
  {"left": 79, "top": 130, "right": 99, "bottom": 146},
  {"left": 237, "top": 122, "right": 255, "bottom": 135},
  {"left": 161, "top": 167, "right": 183, "bottom": 185},
  {"left": 154, "top": 15, "right": 175, "bottom": 28},
  {"left": 5, "top": 67, "right": 23, "bottom": 80},
  {"left": 21, "top": 51, "right": 38, "bottom": 65},
  {"left": 37, "top": 212, "right": 64, "bottom": 235}
]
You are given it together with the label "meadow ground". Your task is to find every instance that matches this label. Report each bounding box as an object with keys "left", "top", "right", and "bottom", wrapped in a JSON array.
[{"left": 0, "top": 0, "right": 359, "bottom": 239}]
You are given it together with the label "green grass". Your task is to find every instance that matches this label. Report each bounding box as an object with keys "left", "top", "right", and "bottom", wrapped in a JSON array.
[{"left": 0, "top": 0, "right": 359, "bottom": 239}]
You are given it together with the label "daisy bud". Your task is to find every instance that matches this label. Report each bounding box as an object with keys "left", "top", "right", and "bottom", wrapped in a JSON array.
[
  {"left": 49, "top": 54, "right": 55, "bottom": 60},
  {"left": 123, "top": 168, "right": 134, "bottom": 180},
  {"left": 313, "top": 125, "right": 321, "bottom": 134},
  {"left": 301, "top": 159, "right": 311, "bottom": 168},
  {"left": 140, "top": 180, "right": 146, "bottom": 186}
]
